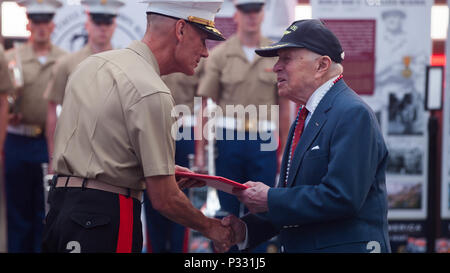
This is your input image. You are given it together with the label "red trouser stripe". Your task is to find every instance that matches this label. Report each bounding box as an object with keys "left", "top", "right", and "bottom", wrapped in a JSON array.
[
  {"left": 183, "top": 228, "right": 190, "bottom": 253},
  {"left": 116, "top": 195, "right": 134, "bottom": 253}
]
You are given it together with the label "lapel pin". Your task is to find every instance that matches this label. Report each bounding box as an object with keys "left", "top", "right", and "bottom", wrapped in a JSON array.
[{"left": 315, "top": 122, "right": 319, "bottom": 127}]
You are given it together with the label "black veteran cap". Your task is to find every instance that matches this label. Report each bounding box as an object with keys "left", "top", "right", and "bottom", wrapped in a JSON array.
[{"left": 255, "top": 19, "right": 345, "bottom": 63}]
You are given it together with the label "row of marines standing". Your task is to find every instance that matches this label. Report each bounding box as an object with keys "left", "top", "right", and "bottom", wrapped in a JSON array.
[{"left": 0, "top": 0, "right": 288, "bottom": 253}]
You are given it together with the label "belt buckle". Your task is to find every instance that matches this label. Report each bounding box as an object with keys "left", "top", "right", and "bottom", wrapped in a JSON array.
[
  {"left": 25, "top": 125, "right": 42, "bottom": 137},
  {"left": 33, "top": 126, "right": 42, "bottom": 137}
]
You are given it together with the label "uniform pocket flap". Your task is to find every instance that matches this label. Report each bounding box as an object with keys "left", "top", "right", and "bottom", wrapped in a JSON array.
[{"left": 70, "top": 213, "right": 110, "bottom": 229}]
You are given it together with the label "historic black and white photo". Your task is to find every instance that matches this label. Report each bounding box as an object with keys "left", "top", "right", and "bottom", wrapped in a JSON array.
[
  {"left": 387, "top": 146, "right": 423, "bottom": 175},
  {"left": 388, "top": 92, "right": 424, "bottom": 135}
]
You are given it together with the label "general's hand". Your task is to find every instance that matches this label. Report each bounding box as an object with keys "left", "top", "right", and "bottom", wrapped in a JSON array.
[
  {"left": 175, "top": 165, "right": 206, "bottom": 190},
  {"left": 203, "top": 217, "right": 234, "bottom": 252},
  {"left": 234, "top": 181, "right": 270, "bottom": 214},
  {"left": 175, "top": 165, "right": 192, "bottom": 173}
]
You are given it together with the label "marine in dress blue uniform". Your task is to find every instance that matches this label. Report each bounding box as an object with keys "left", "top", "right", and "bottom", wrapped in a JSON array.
[{"left": 4, "top": 0, "right": 66, "bottom": 253}]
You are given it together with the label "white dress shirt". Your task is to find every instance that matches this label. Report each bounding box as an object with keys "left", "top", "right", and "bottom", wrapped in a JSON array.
[{"left": 304, "top": 75, "right": 340, "bottom": 129}]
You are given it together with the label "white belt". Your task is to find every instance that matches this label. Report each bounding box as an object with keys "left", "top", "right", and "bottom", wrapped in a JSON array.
[
  {"left": 216, "top": 117, "right": 277, "bottom": 132},
  {"left": 176, "top": 116, "right": 277, "bottom": 131},
  {"left": 7, "top": 124, "right": 43, "bottom": 137}
]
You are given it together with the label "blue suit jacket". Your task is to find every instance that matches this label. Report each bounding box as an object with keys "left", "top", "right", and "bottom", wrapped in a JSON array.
[{"left": 242, "top": 80, "right": 391, "bottom": 253}]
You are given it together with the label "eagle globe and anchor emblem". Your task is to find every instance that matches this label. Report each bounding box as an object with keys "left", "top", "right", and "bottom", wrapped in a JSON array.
[{"left": 51, "top": 1, "right": 145, "bottom": 52}]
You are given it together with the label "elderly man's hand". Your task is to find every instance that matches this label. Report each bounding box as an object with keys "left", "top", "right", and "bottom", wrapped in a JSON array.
[{"left": 234, "top": 181, "right": 270, "bottom": 214}]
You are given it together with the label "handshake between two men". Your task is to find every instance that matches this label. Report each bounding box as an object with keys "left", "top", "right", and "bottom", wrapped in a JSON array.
[
  {"left": 215, "top": 182, "right": 270, "bottom": 252},
  {"left": 177, "top": 167, "right": 270, "bottom": 253}
]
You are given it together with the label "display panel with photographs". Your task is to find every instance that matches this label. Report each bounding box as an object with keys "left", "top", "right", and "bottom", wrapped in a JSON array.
[
  {"left": 386, "top": 138, "right": 427, "bottom": 219},
  {"left": 441, "top": 4, "right": 450, "bottom": 219},
  {"left": 312, "top": 0, "right": 432, "bottom": 222}
]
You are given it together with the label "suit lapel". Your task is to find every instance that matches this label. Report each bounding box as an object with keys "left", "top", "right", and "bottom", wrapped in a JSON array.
[
  {"left": 285, "top": 111, "right": 327, "bottom": 187},
  {"left": 285, "top": 80, "right": 347, "bottom": 187}
]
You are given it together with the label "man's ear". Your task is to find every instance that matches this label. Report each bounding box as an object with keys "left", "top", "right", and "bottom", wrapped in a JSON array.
[
  {"left": 175, "top": 19, "right": 187, "bottom": 41},
  {"left": 317, "top": 56, "right": 332, "bottom": 75}
]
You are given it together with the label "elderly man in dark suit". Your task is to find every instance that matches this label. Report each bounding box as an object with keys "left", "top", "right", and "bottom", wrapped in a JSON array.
[{"left": 220, "top": 19, "right": 391, "bottom": 253}]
